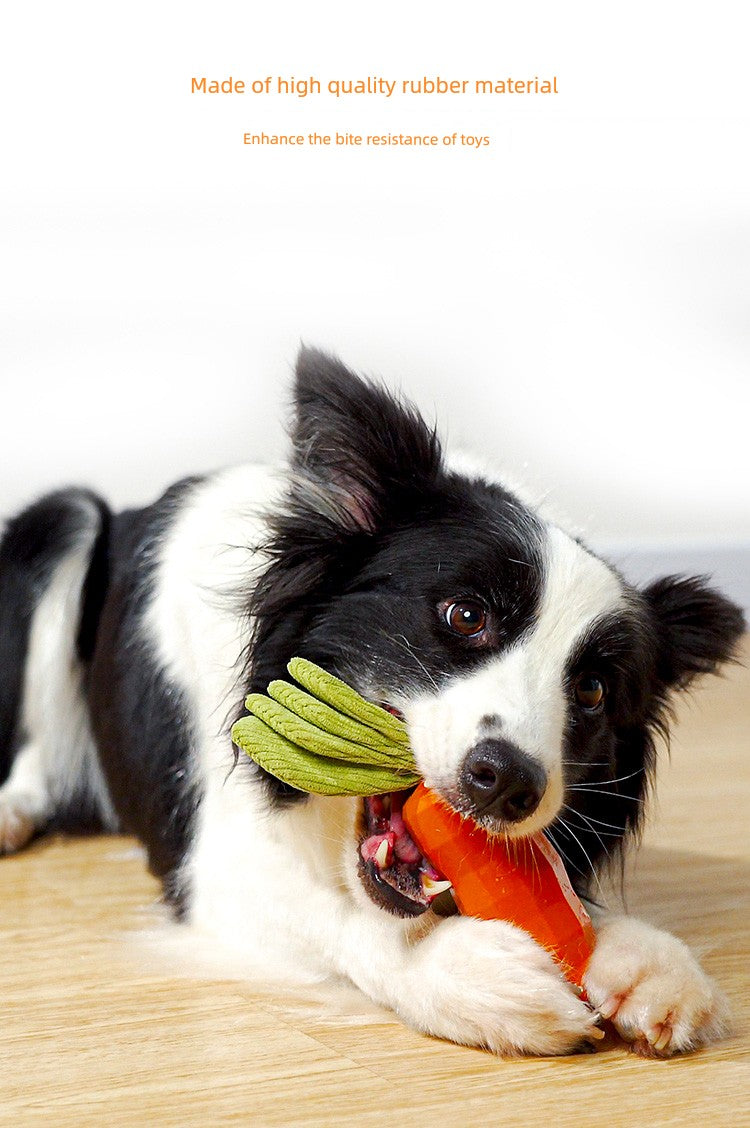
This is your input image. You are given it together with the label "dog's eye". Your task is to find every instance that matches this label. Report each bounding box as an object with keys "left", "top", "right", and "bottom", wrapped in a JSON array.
[
  {"left": 444, "top": 600, "right": 487, "bottom": 638},
  {"left": 574, "top": 673, "right": 606, "bottom": 712}
]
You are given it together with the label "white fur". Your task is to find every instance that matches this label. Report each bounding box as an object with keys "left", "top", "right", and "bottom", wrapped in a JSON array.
[
  {"left": 404, "top": 526, "right": 626, "bottom": 835},
  {"left": 584, "top": 915, "right": 730, "bottom": 1053},
  {"left": 0, "top": 499, "right": 117, "bottom": 850}
]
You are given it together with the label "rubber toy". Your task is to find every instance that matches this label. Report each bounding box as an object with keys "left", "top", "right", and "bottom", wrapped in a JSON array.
[
  {"left": 232, "top": 659, "right": 595, "bottom": 986},
  {"left": 231, "top": 658, "right": 420, "bottom": 796},
  {"left": 402, "top": 782, "right": 595, "bottom": 987}
]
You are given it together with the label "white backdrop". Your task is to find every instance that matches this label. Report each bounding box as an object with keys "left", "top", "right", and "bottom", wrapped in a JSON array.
[{"left": 2, "top": 1, "right": 748, "bottom": 565}]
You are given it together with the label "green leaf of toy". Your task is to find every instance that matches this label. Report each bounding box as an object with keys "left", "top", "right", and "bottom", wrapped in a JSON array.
[
  {"left": 266, "top": 681, "right": 406, "bottom": 759},
  {"left": 245, "top": 694, "right": 409, "bottom": 767},
  {"left": 231, "top": 715, "right": 419, "bottom": 796},
  {"left": 288, "top": 658, "right": 410, "bottom": 745},
  {"left": 232, "top": 658, "right": 420, "bottom": 796}
]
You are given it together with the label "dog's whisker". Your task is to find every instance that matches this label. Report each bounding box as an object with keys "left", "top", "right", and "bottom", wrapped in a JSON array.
[
  {"left": 528, "top": 834, "right": 541, "bottom": 887},
  {"left": 544, "top": 827, "right": 588, "bottom": 882},
  {"left": 562, "top": 807, "right": 625, "bottom": 832},
  {"left": 560, "top": 760, "right": 610, "bottom": 768},
  {"left": 384, "top": 631, "right": 440, "bottom": 693},
  {"left": 567, "top": 787, "right": 644, "bottom": 802},
  {"left": 556, "top": 817, "right": 609, "bottom": 906},
  {"left": 561, "top": 808, "right": 622, "bottom": 840},
  {"left": 561, "top": 807, "right": 622, "bottom": 863},
  {"left": 569, "top": 768, "right": 645, "bottom": 789}
]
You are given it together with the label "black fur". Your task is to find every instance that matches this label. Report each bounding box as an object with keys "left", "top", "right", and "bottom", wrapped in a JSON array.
[
  {"left": 86, "top": 478, "right": 203, "bottom": 911},
  {"left": 550, "top": 606, "right": 659, "bottom": 886},
  {"left": 243, "top": 348, "right": 545, "bottom": 805},
  {"left": 539, "top": 575, "right": 744, "bottom": 889},
  {"left": 76, "top": 499, "right": 111, "bottom": 663}
]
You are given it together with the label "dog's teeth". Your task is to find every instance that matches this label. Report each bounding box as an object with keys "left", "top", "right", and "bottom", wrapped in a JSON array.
[
  {"left": 374, "top": 838, "right": 392, "bottom": 869},
  {"left": 421, "top": 874, "right": 452, "bottom": 898}
]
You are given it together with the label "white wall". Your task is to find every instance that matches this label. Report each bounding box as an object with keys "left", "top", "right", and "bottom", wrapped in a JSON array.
[{"left": 2, "top": 1, "right": 749, "bottom": 558}]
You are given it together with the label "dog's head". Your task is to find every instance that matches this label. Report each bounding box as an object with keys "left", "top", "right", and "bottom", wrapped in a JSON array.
[{"left": 248, "top": 349, "right": 744, "bottom": 915}]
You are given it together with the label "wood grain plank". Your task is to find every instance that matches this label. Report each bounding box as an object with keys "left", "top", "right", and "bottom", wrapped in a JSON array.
[{"left": 1, "top": 641, "right": 748, "bottom": 1126}]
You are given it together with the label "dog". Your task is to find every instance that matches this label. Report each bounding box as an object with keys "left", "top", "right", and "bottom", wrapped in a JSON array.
[{"left": 0, "top": 348, "right": 744, "bottom": 1056}]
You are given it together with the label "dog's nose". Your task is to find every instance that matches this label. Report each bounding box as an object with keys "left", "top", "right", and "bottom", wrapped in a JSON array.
[{"left": 461, "top": 739, "right": 546, "bottom": 823}]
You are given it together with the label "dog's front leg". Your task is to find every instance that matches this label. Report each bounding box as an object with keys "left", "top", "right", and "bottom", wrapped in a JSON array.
[
  {"left": 325, "top": 905, "right": 603, "bottom": 1056},
  {"left": 583, "top": 912, "right": 730, "bottom": 1055},
  {"left": 192, "top": 787, "right": 599, "bottom": 1056}
]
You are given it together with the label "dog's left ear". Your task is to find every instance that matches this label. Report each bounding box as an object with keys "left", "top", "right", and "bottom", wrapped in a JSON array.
[
  {"left": 644, "top": 574, "right": 745, "bottom": 691},
  {"left": 290, "top": 346, "right": 442, "bottom": 533}
]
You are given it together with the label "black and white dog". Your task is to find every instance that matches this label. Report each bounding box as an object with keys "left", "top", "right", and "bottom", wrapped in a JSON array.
[{"left": 0, "top": 349, "right": 744, "bottom": 1056}]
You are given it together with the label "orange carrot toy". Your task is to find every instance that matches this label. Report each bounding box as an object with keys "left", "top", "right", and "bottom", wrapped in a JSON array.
[{"left": 403, "top": 782, "right": 595, "bottom": 987}]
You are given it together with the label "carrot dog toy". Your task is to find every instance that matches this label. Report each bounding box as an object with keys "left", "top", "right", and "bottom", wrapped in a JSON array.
[
  {"left": 232, "top": 659, "right": 595, "bottom": 986},
  {"left": 402, "top": 782, "right": 595, "bottom": 986}
]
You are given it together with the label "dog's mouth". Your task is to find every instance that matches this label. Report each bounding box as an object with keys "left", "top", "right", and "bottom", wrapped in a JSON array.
[
  {"left": 355, "top": 699, "right": 451, "bottom": 917},
  {"left": 357, "top": 790, "right": 452, "bottom": 917}
]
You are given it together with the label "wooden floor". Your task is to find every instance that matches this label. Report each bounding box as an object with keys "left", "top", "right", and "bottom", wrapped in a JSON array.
[{"left": 2, "top": 647, "right": 749, "bottom": 1127}]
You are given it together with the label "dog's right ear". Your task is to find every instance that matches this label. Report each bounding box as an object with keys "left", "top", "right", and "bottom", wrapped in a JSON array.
[
  {"left": 643, "top": 574, "right": 745, "bottom": 693},
  {"left": 289, "top": 347, "right": 442, "bottom": 534}
]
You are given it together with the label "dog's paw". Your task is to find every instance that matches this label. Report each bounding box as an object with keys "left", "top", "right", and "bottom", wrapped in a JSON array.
[
  {"left": 0, "top": 796, "right": 36, "bottom": 854},
  {"left": 584, "top": 916, "right": 730, "bottom": 1056},
  {"left": 399, "top": 916, "right": 603, "bottom": 1057}
]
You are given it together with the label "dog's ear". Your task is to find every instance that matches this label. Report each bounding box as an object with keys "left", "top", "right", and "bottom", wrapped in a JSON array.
[
  {"left": 290, "top": 346, "right": 442, "bottom": 533},
  {"left": 644, "top": 574, "right": 745, "bottom": 691}
]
